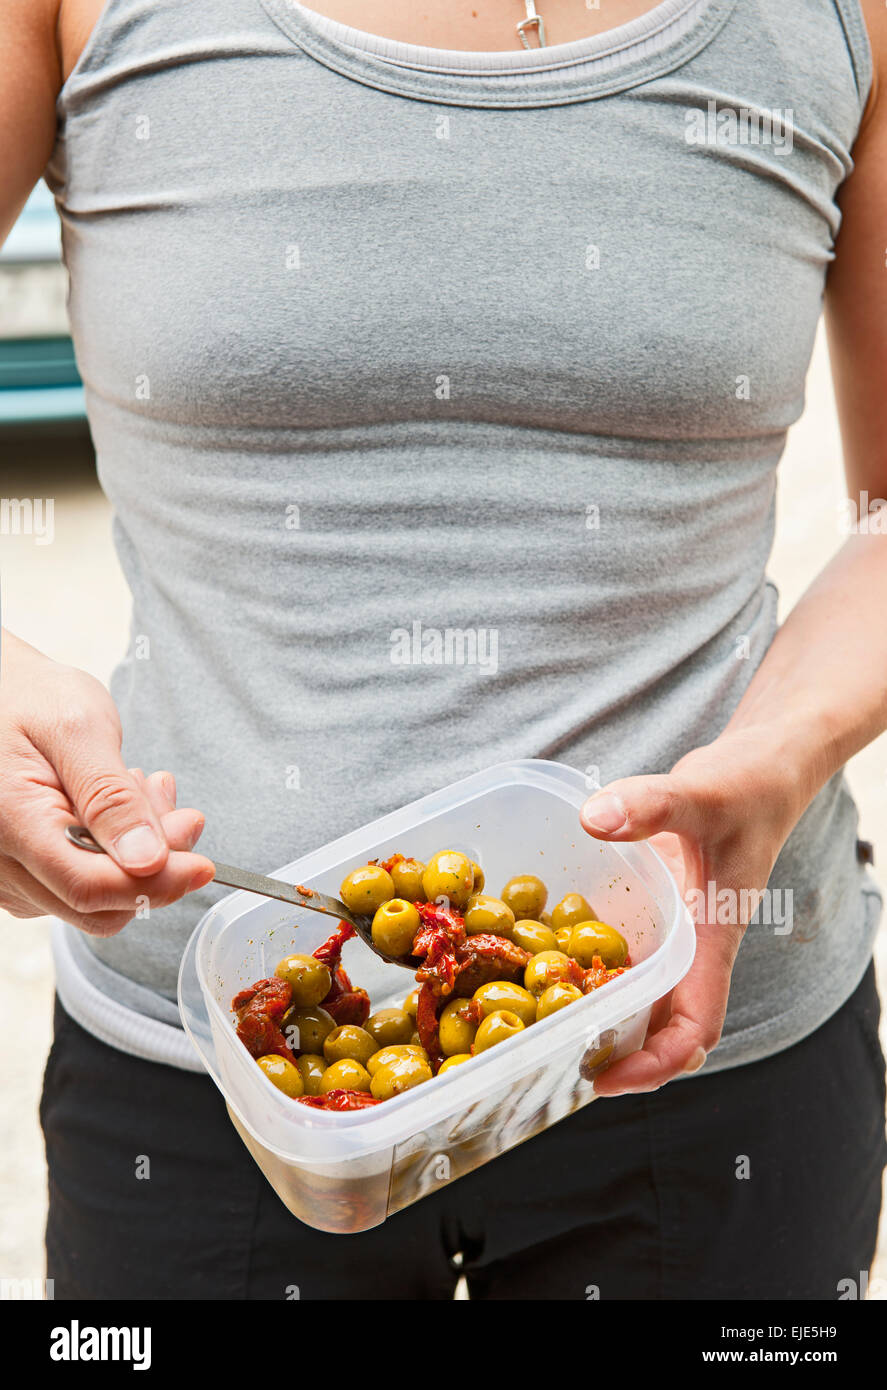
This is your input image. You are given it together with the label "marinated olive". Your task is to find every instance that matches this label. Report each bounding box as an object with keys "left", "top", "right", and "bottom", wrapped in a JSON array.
[
  {"left": 524, "top": 950, "right": 576, "bottom": 997},
  {"left": 339, "top": 863, "right": 395, "bottom": 915},
  {"left": 371, "top": 897, "right": 421, "bottom": 957},
  {"left": 438, "top": 997, "right": 480, "bottom": 1057},
  {"left": 568, "top": 921, "right": 628, "bottom": 969},
  {"left": 256, "top": 1054, "right": 304, "bottom": 1097},
  {"left": 364, "top": 1007, "right": 415, "bottom": 1047},
  {"left": 389, "top": 856, "right": 427, "bottom": 902},
  {"left": 555, "top": 926, "right": 573, "bottom": 953},
  {"left": 273, "top": 953, "right": 332, "bottom": 1007},
  {"left": 422, "top": 850, "right": 475, "bottom": 909},
  {"left": 473, "top": 980, "right": 537, "bottom": 1027},
  {"left": 323, "top": 1024, "right": 377, "bottom": 1066},
  {"left": 403, "top": 988, "right": 420, "bottom": 1019},
  {"left": 283, "top": 1004, "right": 336, "bottom": 1054},
  {"left": 551, "top": 893, "right": 596, "bottom": 934},
  {"left": 463, "top": 893, "right": 515, "bottom": 938},
  {"left": 295, "top": 1053, "right": 327, "bottom": 1096},
  {"left": 370, "top": 1054, "right": 433, "bottom": 1099},
  {"left": 366, "top": 1044, "right": 429, "bottom": 1076},
  {"left": 580, "top": 1038, "right": 616, "bottom": 1078},
  {"left": 500, "top": 873, "right": 548, "bottom": 920},
  {"left": 472, "top": 1009, "right": 525, "bottom": 1053},
  {"left": 319, "top": 1058, "right": 372, "bottom": 1093},
  {"left": 438, "top": 1053, "right": 472, "bottom": 1074},
  {"left": 510, "top": 919, "right": 558, "bottom": 954},
  {"left": 469, "top": 861, "right": 485, "bottom": 894},
  {"left": 409, "top": 1031, "right": 422, "bottom": 1047},
  {"left": 536, "top": 982, "right": 584, "bottom": 1019}
]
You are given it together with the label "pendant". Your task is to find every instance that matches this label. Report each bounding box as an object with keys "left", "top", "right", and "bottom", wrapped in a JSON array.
[{"left": 516, "top": 0, "right": 546, "bottom": 49}]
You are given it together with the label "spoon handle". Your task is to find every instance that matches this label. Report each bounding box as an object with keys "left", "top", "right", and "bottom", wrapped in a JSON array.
[
  {"left": 63, "top": 824, "right": 355, "bottom": 924},
  {"left": 212, "top": 861, "right": 350, "bottom": 922}
]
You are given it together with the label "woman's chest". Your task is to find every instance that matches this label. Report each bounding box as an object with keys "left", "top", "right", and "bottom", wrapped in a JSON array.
[{"left": 56, "top": 58, "right": 837, "bottom": 438}]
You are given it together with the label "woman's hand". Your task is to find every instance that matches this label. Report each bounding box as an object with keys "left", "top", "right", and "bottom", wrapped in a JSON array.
[
  {"left": 0, "top": 630, "right": 215, "bottom": 936},
  {"left": 579, "top": 727, "right": 812, "bottom": 1096}
]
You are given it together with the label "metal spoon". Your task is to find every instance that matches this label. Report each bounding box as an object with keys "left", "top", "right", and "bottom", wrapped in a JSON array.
[{"left": 64, "top": 823, "right": 420, "bottom": 969}]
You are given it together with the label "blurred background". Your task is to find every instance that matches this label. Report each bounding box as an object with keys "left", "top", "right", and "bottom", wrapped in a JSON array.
[{"left": 1, "top": 185, "right": 886, "bottom": 1295}]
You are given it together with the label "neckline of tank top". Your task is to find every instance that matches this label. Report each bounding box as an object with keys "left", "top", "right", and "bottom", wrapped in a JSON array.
[{"left": 259, "top": 0, "right": 740, "bottom": 106}]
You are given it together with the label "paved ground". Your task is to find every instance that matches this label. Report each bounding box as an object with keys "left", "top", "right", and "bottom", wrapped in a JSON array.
[{"left": 1, "top": 323, "right": 885, "bottom": 1294}]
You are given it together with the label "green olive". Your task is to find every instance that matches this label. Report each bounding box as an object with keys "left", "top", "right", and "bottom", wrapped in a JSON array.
[
  {"left": 371, "top": 897, "right": 421, "bottom": 957},
  {"left": 500, "top": 874, "right": 548, "bottom": 920},
  {"left": 389, "top": 857, "right": 426, "bottom": 902},
  {"left": 403, "top": 988, "right": 420, "bottom": 1019},
  {"left": 339, "top": 863, "right": 395, "bottom": 915},
  {"left": 581, "top": 1038, "right": 616, "bottom": 1077},
  {"left": 282, "top": 1004, "right": 336, "bottom": 1054},
  {"left": 536, "top": 982, "right": 584, "bottom": 1020},
  {"left": 463, "top": 894, "right": 515, "bottom": 938},
  {"left": 438, "top": 1053, "right": 472, "bottom": 1074},
  {"left": 568, "top": 921, "right": 628, "bottom": 969},
  {"left": 473, "top": 980, "right": 537, "bottom": 1027},
  {"left": 273, "top": 953, "right": 332, "bottom": 1007},
  {"left": 510, "top": 919, "right": 558, "bottom": 955},
  {"left": 370, "top": 1054, "right": 434, "bottom": 1100},
  {"left": 295, "top": 1053, "right": 327, "bottom": 1096},
  {"left": 256, "top": 1054, "right": 304, "bottom": 1097},
  {"left": 422, "top": 850, "right": 475, "bottom": 909},
  {"left": 322, "top": 1025, "right": 377, "bottom": 1066},
  {"left": 438, "top": 997, "right": 480, "bottom": 1057},
  {"left": 319, "top": 1058, "right": 372, "bottom": 1093},
  {"left": 523, "top": 950, "right": 576, "bottom": 997},
  {"left": 366, "top": 1045, "right": 429, "bottom": 1076},
  {"left": 555, "top": 926, "right": 573, "bottom": 953},
  {"left": 469, "top": 861, "right": 485, "bottom": 894},
  {"left": 540, "top": 911, "right": 553, "bottom": 927},
  {"left": 551, "top": 893, "right": 596, "bottom": 934},
  {"left": 472, "top": 1009, "right": 525, "bottom": 1053},
  {"left": 364, "top": 1008, "right": 415, "bottom": 1047}
]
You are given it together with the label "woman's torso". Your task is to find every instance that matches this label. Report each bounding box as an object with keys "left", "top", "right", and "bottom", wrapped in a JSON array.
[{"left": 46, "top": 0, "right": 882, "bottom": 1070}]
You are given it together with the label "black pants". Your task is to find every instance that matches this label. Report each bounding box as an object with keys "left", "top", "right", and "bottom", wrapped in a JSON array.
[{"left": 41, "top": 963, "right": 887, "bottom": 1300}]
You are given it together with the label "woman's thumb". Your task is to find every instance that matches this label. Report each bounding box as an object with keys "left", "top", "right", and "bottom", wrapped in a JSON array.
[
  {"left": 580, "top": 774, "right": 707, "bottom": 843},
  {"left": 54, "top": 730, "right": 170, "bottom": 874}
]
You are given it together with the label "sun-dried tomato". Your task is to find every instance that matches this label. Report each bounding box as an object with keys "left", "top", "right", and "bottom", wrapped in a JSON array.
[{"left": 298, "top": 1089, "right": 382, "bottom": 1111}]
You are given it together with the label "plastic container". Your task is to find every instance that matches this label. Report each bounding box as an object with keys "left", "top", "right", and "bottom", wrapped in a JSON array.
[{"left": 178, "top": 759, "right": 695, "bottom": 1234}]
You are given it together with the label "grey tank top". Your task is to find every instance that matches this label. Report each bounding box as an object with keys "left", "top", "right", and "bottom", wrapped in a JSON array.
[{"left": 45, "top": 0, "right": 882, "bottom": 1073}]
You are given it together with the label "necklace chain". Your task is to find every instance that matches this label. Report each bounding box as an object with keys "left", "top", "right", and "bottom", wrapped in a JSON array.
[{"left": 516, "top": 0, "right": 547, "bottom": 49}]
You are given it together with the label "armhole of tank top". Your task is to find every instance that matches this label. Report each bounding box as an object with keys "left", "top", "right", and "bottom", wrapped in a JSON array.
[
  {"left": 57, "top": 0, "right": 121, "bottom": 104},
  {"left": 832, "top": 0, "right": 874, "bottom": 119}
]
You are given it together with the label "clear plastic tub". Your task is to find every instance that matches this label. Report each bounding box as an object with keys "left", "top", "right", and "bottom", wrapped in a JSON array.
[{"left": 178, "top": 759, "right": 695, "bottom": 1234}]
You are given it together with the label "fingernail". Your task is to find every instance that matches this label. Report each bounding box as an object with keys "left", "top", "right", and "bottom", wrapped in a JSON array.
[
  {"left": 114, "top": 824, "right": 163, "bottom": 868},
  {"left": 185, "top": 816, "right": 205, "bottom": 851},
  {"left": 683, "top": 1047, "right": 707, "bottom": 1074},
  {"left": 583, "top": 793, "right": 627, "bottom": 833}
]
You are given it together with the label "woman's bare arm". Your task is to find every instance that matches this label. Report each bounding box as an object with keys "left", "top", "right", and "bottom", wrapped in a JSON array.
[
  {"left": 0, "top": 0, "right": 61, "bottom": 245},
  {"left": 0, "top": 1, "right": 214, "bottom": 929},
  {"left": 583, "top": 6, "right": 887, "bottom": 1093}
]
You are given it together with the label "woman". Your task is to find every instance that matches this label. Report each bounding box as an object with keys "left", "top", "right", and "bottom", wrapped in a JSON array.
[{"left": 2, "top": 0, "right": 886, "bottom": 1299}]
